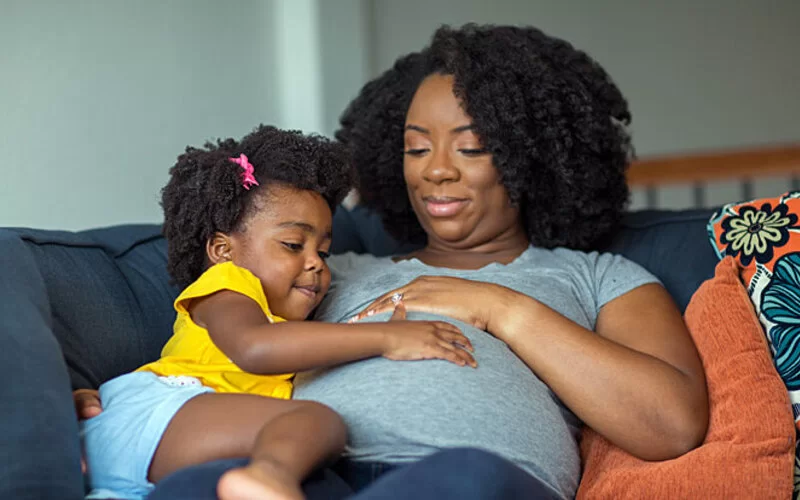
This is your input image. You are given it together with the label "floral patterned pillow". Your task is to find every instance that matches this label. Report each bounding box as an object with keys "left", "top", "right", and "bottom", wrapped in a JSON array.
[{"left": 708, "top": 190, "right": 800, "bottom": 497}]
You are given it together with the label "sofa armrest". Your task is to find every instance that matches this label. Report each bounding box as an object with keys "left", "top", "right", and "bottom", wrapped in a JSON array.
[{"left": 0, "top": 230, "right": 84, "bottom": 499}]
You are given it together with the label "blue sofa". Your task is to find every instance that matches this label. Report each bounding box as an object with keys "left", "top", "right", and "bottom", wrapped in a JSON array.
[{"left": 0, "top": 205, "right": 719, "bottom": 499}]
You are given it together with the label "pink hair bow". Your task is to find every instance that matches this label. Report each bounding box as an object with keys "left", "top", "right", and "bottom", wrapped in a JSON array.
[{"left": 229, "top": 154, "right": 259, "bottom": 190}]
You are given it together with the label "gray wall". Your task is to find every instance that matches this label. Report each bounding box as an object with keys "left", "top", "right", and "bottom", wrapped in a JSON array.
[
  {"left": 1, "top": 0, "right": 277, "bottom": 229},
  {"left": 370, "top": 0, "right": 800, "bottom": 157},
  {"left": 318, "top": 0, "right": 371, "bottom": 137},
  {"left": 2, "top": 1, "right": 798, "bottom": 229}
]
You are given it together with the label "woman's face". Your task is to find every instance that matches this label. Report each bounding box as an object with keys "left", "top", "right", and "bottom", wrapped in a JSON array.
[{"left": 403, "top": 74, "right": 523, "bottom": 249}]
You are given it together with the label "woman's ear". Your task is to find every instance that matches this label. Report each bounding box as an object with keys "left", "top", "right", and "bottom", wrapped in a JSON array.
[{"left": 206, "top": 233, "right": 233, "bottom": 264}]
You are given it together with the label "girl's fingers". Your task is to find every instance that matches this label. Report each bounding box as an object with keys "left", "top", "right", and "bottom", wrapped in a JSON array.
[
  {"left": 433, "top": 343, "right": 468, "bottom": 366},
  {"left": 439, "top": 330, "right": 474, "bottom": 352},
  {"left": 436, "top": 340, "right": 477, "bottom": 368}
]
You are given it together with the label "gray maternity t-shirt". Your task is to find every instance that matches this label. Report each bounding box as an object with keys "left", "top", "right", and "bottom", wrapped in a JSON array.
[{"left": 293, "top": 246, "right": 659, "bottom": 499}]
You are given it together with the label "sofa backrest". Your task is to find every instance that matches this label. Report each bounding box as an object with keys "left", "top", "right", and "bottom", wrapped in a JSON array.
[
  {"left": 1, "top": 226, "right": 179, "bottom": 389},
  {"left": 1, "top": 206, "right": 718, "bottom": 389}
]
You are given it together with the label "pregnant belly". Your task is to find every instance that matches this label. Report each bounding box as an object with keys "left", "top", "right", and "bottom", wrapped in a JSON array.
[{"left": 293, "top": 314, "right": 581, "bottom": 497}]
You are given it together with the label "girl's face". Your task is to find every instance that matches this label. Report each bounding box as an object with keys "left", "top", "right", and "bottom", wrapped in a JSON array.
[
  {"left": 403, "top": 74, "right": 524, "bottom": 249},
  {"left": 211, "top": 185, "right": 333, "bottom": 321}
]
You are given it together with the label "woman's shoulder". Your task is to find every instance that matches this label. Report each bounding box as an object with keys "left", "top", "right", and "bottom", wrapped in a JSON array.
[
  {"left": 532, "top": 245, "right": 633, "bottom": 264},
  {"left": 527, "top": 246, "right": 656, "bottom": 281},
  {"left": 524, "top": 246, "right": 660, "bottom": 310}
]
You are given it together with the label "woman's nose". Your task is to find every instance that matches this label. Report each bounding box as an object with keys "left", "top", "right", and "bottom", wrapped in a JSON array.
[{"left": 422, "top": 149, "right": 459, "bottom": 184}]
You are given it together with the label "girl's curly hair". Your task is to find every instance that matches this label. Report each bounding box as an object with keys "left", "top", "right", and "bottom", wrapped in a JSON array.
[
  {"left": 161, "top": 125, "right": 354, "bottom": 287},
  {"left": 336, "top": 24, "right": 632, "bottom": 249}
]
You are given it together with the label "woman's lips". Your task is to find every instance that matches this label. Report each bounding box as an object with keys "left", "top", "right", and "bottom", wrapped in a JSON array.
[{"left": 423, "top": 197, "right": 469, "bottom": 217}]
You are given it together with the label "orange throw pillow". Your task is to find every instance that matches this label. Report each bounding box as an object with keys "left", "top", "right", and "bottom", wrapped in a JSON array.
[{"left": 576, "top": 257, "right": 795, "bottom": 499}]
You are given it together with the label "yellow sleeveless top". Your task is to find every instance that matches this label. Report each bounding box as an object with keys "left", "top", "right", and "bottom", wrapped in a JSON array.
[{"left": 137, "top": 262, "right": 293, "bottom": 399}]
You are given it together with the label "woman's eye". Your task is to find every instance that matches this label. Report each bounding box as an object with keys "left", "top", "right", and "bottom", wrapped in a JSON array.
[
  {"left": 403, "top": 148, "right": 429, "bottom": 156},
  {"left": 282, "top": 242, "right": 303, "bottom": 252},
  {"left": 459, "top": 148, "right": 488, "bottom": 156},
  {"left": 318, "top": 251, "right": 331, "bottom": 260}
]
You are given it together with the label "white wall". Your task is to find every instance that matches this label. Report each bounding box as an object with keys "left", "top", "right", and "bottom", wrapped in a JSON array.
[
  {"left": 370, "top": 0, "right": 800, "bottom": 157},
  {"left": 0, "top": 0, "right": 277, "bottom": 230}
]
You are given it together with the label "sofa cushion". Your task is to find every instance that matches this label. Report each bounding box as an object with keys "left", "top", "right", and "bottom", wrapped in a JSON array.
[
  {"left": 577, "top": 257, "right": 795, "bottom": 499},
  {"left": 708, "top": 191, "right": 800, "bottom": 402},
  {"left": 708, "top": 190, "right": 800, "bottom": 497},
  {"left": 0, "top": 229, "right": 85, "bottom": 498},
  {"left": 6, "top": 226, "right": 179, "bottom": 389},
  {"left": 603, "top": 208, "right": 718, "bottom": 312}
]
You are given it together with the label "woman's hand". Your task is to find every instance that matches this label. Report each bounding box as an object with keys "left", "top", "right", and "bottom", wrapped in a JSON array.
[
  {"left": 350, "top": 276, "right": 514, "bottom": 337},
  {"left": 381, "top": 299, "right": 477, "bottom": 368}
]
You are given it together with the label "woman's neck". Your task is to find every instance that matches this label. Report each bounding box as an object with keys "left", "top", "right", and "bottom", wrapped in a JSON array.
[{"left": 406, "top": 230, "right": 531, "bottom": 270}]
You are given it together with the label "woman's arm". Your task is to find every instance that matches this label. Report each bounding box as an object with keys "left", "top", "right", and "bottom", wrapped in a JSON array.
[
  {"left": 352, "top": 277, "right": 708, "bottom": 461},
  {"left": 494, "top": 283, "right": 708, "bottom": 461},
  {"left": 194, "top": 290, "right": 476, "bottom": 374}
]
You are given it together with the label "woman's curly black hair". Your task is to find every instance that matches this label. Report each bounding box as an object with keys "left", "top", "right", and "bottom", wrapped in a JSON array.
[
  {"left": 161, "top": 125, "right": 354, "bottom": 288},
  {"left": 336, "top": 24, "right": 633, "bottom": 249}
]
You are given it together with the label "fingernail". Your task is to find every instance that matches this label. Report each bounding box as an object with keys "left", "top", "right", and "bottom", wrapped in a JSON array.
[{"left": 367, "top": 310, "right": 375, "bottom": 316}]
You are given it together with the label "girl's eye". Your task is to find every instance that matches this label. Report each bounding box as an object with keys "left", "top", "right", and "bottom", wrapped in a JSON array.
[
  {"left": 403, "top": 148, "right": 429, "bottom": 156},
  {"left": 282, "top": 242, "right": 303, "bottom": 252},
  {"left": 459, "top": 148, "right": 488, "bottom": 156},
  {"left": 318, "top": 251, "right": 331, "bottom": 260}
]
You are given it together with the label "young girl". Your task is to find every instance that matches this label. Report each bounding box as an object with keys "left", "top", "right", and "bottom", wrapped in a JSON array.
[{"left": 80, "top": 125, "right": 476, "bottom": 500}]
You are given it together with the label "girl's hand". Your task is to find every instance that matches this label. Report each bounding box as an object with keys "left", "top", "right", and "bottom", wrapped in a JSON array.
[
  {"left": 350, "top": 276, "right": 515, "bottom": 339},
  {"left": 73, "top": 389, "right": 102, "bottom": 474},
  {"left": 74, "top": 389, "right": 102, "bottom": 419},
  {"left": 380, "top": 299, "right": 477, "bottom": 368}
]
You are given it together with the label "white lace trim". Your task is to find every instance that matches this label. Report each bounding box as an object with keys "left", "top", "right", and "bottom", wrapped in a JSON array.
[{"left": 158, "top": 375, "right": 203, "bottom": 388}]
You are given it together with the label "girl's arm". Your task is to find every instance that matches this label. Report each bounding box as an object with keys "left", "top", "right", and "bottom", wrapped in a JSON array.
[{"left": 192, "top": 290, "right": 475, "bottom": 374}]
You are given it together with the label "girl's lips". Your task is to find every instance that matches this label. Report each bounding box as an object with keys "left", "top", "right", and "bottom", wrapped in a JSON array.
[
  {"left": 423, "top": 198, "right": 468, "bottom": 217},
  {"left": 293, "top": 286, "right": 319, "bottom": 300}
]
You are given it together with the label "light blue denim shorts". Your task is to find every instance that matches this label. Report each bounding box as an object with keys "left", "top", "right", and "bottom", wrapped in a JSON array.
[{"left": 79, "top": 371, "right": 214, "bottom": 499}]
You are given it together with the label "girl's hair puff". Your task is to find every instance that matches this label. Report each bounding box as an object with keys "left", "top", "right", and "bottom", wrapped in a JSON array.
[{"left": 161, "top": 125, "right": 354, "bottom": 287}]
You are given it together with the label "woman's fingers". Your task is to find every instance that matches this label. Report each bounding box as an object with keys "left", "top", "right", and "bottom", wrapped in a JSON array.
[
  {"left": 389, "top": 300, "right": 407, "bottom": 321},
  {"left": 349, "top": 295, "right": 398, "bottom": 322}
]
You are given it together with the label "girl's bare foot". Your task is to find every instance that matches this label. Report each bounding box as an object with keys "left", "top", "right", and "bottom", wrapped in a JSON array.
[{"left": 217, "top": 460, "right": 304, "bottom": 500}]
